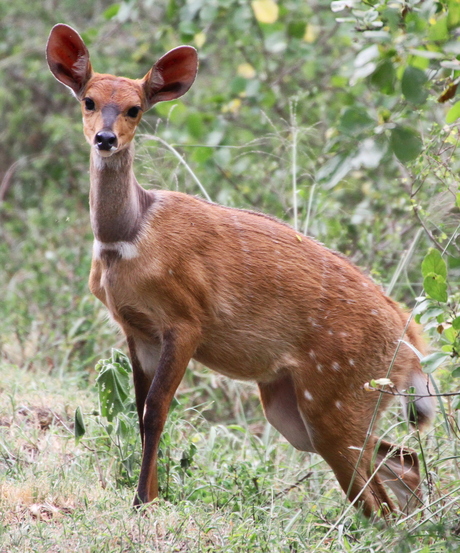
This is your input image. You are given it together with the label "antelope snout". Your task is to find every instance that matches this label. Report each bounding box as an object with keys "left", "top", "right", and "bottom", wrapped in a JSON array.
[{"left": 95, "top": 130, "right": 118, "bottom": 152}]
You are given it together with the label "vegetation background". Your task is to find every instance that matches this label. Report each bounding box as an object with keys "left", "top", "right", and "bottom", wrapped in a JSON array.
[{"left": 1, "top": 0, "right": 459, "bottom": 551}]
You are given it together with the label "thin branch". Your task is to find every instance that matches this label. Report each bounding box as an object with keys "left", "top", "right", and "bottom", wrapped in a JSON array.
[
  {"left": 272, "top": 472, "right": 313, "bottom": 501},
  {"left": 412, "top": 202, "right": 445, "bottom": 253},
  {"left": 365, "top": 384, "right": 460, "bottom": 398}
]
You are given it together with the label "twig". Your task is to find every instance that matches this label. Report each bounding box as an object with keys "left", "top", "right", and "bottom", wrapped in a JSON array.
[
  {"left": 412, "top": 202, "right": 445, "bottom": 253},
  {"left": 365, "top": 384, "right": 460, "bottom": 399},
  {"left": 272, "top": 471, "right": 313, "bottom": 500}
]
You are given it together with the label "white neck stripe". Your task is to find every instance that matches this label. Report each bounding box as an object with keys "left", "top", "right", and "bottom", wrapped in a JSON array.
[{"left": 93, "top": 239, "right": 139, "bottom": 260}]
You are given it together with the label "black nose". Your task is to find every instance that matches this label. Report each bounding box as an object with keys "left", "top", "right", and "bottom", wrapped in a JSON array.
[{"left": 95, "top": 131, "right": 117, "bottom": 151}]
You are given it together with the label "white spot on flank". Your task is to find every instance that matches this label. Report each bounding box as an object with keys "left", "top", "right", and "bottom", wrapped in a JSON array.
[
  {"left": 335, "top": 401, "right": 342, "bottom": 410},
  {"left": 371, "top": 309, "right": 379, "bottom": 316},
  {"left": 304, "top": 389, "right": 313, "bottom": 401},
  {"left": 273, "top": 353, "right": 299, "bottom": 372},
  {"left": 362, "top": 281, "right": 369, "bottom": 288},
  {"left": 316, "top": 363, "right": 323, "bottom": 372},
  {"left": 332, "top": 362, "right": 340, "bottom": 371},
  {"left": 309, "top": 350, "right": 316, "bottom": 359},
  {"left": 93, "top": 239, "right": 139, "bottom": 260},
  {"left": 349, "top": 359, "right": 355, "bottom": 366},
  {"left": 340, "top": 331, "right": 348, "bottom": 338},
  {"left": 328, "top": 329, "right": 334, "bottom": 336}
]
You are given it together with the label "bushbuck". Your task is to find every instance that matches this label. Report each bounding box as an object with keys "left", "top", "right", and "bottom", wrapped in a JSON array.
[{"left": 46, "top": 24, "right": 434, "bottom": 516}]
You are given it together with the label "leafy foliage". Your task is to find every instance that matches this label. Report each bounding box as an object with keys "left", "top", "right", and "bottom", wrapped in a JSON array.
[
  {"left": 422, "top": 248, "right": 448, "bottom": 303},
  {"left": 417, "top": 248, "right": 459, "bottom": 402},
  {"left": 95, "top": 349, "right": 133, "bottom": 423}
]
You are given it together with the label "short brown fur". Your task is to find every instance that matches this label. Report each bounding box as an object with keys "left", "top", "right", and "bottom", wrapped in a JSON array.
[{"left": 47, "top": 24, "right": 435, "bottom": 517}]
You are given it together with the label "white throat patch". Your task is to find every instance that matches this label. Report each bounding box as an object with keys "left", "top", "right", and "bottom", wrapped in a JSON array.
[{"left": 93, "top": 239, "right": 139, "bottom": 260}]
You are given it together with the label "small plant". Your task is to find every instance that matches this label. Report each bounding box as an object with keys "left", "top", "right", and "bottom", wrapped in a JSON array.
[
  {"left": 417, "top": 248, "right": 460, "bottom": 408},
  {"left": 74, "top": 349, "right": 140, "bottom": 486},
  {"left": 74, "top": 349, "right": 200, "bottom": 496}
]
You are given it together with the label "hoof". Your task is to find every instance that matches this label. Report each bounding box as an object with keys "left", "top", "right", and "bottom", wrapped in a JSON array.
[
  {"left": 132, "top": 493, "right": 147, "bottom": 510},
  {"left": 132, "top": 492, "right": 158, "bottom": 510}
]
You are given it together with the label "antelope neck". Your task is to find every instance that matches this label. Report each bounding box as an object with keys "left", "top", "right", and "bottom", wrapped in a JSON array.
[{"left": 89, "top": 144, "right": 153, "bottom": 243}]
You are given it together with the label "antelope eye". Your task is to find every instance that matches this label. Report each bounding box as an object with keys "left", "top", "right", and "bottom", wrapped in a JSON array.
[
  {"left": 127, "top": 106, "right": 141, "bottom": 118},
  {"left": 84, "top": 98, "right": 95, "bottom": 111}
]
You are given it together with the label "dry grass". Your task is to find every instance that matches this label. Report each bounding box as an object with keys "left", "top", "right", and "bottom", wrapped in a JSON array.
[{"left": 1, "top": 362, "right": 459, "bottom": 552}]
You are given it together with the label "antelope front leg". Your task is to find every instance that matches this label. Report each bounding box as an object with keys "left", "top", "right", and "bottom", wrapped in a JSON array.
[{"left": 133, "top": 328, "right": 198, "bottom": 507}]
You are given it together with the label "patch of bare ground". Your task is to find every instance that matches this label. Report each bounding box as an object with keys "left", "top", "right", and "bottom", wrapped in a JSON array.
[{"left": 14, "top": 405, "right": 73, "bottom": 432}]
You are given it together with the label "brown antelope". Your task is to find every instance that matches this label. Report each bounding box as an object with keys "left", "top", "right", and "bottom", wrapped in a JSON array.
[{"left": 46, "top": 24, "right": 435, "bottom": 517}]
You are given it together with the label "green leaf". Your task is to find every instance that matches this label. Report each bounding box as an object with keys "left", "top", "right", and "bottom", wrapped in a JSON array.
[
  {"left": 446, "top": 101, "right": 460, "bottom": 124},
  {"left": 419, "top": 307, "right": 445, "bottom": 325},
  {"left": 103, "top": 4, "right": 120, "bottom": 19},
  {"left": 408, "top": 54, "right": 430, "bottom": 70},
  {"left": 110, "top": 349, "right": 131, "bottom": 367},
  {"left": 96, "top": 362, "right": 130, "bottom": 421},
  {"left": 316, "top": 154, "right": 353, "bottom": 189},
  {"left": 452, "top": 317, "right": 460, "bottom": 330},
  {"left": 428, "top": 16, "right": 449, "bottom": 42},
  {"left": 74, "top": 407, "right": 86, "bottom": 444},
  {"left": 421, "top": 351, "right": 450, "bottom": 373},
  {"left": 421, "top": 248, "right": 447, "bottom": 279},
  {"left": 443, "top": 326, "right": 458, "bottom": 344},
  {"left": 95, "top": 350, "right": 132, "bottom": 422},
  {"left": 423, "top": 274, "right": 448, "bottom": 302},
  {"left": 370, "top": 60, "right": 396, "bottom": 94},
  {"left": 338, "top": 107, "right": 374, "bottom": 135},
  {"left": 452, "top": 366, "right": 460, "bottom": 378},
  {"left": 448, "top": 0, "right": 460, "bottom": 27},
  {"left": 287, "top": 21, "right": 306, "bottom": 39},
  {"left": 390, "top": 126, "right": 422, "bottom": 163},
  {"left": 401, "top": 66, "right": 428, "bottom": 104}
]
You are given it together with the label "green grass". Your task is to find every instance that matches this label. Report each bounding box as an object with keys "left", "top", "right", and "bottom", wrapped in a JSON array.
[{"left": 1, "top": 359, "right": 460, "bottom": 552}]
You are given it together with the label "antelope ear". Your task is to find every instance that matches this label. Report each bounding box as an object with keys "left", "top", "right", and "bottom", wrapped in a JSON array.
[
  {"left": 142, "top": 46, "right": 198, "bottom": 110},
  {"left": 46, "top": 24, "right": 93, "bottom": 99}
]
